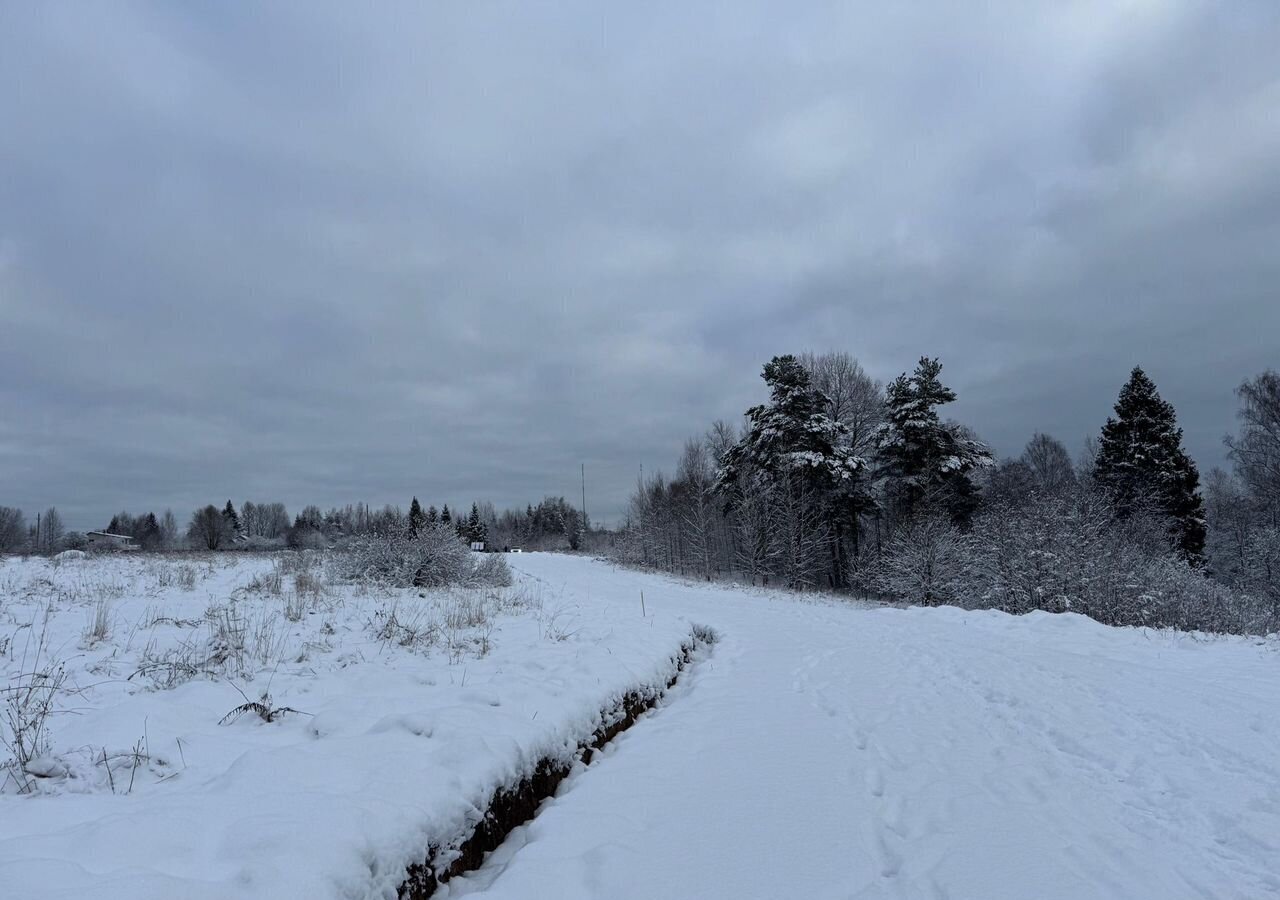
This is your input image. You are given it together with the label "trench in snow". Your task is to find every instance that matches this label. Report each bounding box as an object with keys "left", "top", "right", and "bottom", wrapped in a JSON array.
[{"left": 397, "top": 625, "right": 716, "bottom": 899}]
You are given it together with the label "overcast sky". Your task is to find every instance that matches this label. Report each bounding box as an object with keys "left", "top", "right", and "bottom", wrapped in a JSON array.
[{"left": 2, "top": 2, "right": 1278, "bottom": 530}]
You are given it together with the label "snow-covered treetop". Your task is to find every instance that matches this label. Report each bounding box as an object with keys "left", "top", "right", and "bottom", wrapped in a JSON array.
[
  {"left": 875, "top": 357, "right": 992, "bottom": 484},
  {"left": 714, "top": 355, "right": 865, "bottom": 498}
]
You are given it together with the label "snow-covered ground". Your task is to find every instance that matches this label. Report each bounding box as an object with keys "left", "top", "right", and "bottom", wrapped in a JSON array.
[
  {"left": 0, "top": 552, "right": 695, "bottom": 899},
  {"left": 2, "top": 551, "right": 1277, "bottom": 899},
  {"left": 452, "top": 553, "right": 1279, "bottom": 900}
]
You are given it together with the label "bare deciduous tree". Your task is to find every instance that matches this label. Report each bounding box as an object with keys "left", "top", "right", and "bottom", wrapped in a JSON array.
[
  {"left": 798, "top": 351, "right": 885, "bottom": 457},
  {"left": 676, "top": 439, "right": 717, "bottom": 581},
  {"left": 38, "top": 507, "right": 64, "bottom": 552},
  {"left": 1022, "top": 433, "right": 1076, "bottom": 494},
  {"left": 0, "top": 507, "right": 25, "bottom": 552},
  {"left": 160, "top": 510, "right": 179, "bottom": 549},
  {"left": 188, "top": 505, "right": 230, "bottom": 550},
  {"left": 1227, "top": 370, "right": 1280, "bottom": 512}
]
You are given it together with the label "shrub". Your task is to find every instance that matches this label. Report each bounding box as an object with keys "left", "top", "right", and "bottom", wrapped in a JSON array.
[
  {"left": 471, "top": 552, "right": 513, "bottom": 588},
  {"left": 952, "top": 486, "right": 1279, "bottom": 634},
  {"left": 331, "top": 525, "right": 499, "bottom": 589},
  {"left": 237, "top": 535, "right": 287, "bottom": 552},
  {"left": 287, "top": 527, "right": 327, "bottom": 551},
  {"left": 869, "top": 514, "right": 965, "bottom": 606}
]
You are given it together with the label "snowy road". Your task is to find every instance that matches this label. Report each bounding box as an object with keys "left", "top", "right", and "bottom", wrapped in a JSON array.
[{"left": 452, "top": 554, "right": 1279, "bottom": 900}]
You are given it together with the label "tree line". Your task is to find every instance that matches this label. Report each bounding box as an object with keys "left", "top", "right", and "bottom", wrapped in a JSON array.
[
  {"left": 0, "top": 493, "right": 593, "bottom": 556},
  {"left": 614, "top": 352, "right": 1278, "bottom": 634}
]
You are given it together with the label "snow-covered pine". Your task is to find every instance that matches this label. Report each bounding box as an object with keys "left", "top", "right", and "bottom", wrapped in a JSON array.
[
  {"left": 713, "top": 355, "right": 864, "bottom": 495},
  {"left": 874, "top": 357, "right": 993, "bottom": 525}
]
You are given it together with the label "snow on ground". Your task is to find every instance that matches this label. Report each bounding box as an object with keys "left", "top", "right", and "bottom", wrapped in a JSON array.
[
  {"left": 448, "top": 553, "right": 1280, "bottom": 900},
  {"left": 0, "top": 552, "right": 695, "bottom": 900},
  {"left": 3, "top": 551, "right": 1277, "bottom": 900}
]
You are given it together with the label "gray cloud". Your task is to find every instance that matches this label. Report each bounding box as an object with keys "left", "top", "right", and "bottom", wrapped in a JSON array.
[{"left": 2, "top": 1, "right": 1278, "bottom": 529}]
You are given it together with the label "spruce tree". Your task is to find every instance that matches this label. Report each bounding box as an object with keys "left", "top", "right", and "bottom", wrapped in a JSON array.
[
  {"left": 1094, "top": 367, "right": 1206, "bottom": 562},
  {"left": 440, "top": 504, "right": 452, "bottom": 525},
  {"left": 136, "top": 512, "right": 161, "bottom": 550},
  {"left": 426, "top": 505, "right": 439, "bottom": 525},
  {"left": 222, "top": 501, "right": 242, "bottom": 538},
  {"left": 467, "top": 503, "right": 486, "bottom": 545},
  {"left": 408, "top": 497, "right": 425, "bottom": 536},
  {"left": 875, "top": 357, "right": 993, "bottom": 525}
]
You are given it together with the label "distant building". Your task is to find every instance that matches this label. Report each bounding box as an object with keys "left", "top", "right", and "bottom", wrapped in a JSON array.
[
  {"left": 86, "top": 531, "right": 140, "bottom": 551},
  {"left": 470, "top": 541, "right": 485, "bottom": 552}
]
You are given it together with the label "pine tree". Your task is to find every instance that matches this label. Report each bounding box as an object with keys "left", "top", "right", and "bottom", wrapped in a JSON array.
[
  {"left": 875, "top": 357, "right": 993, "bottom": 525},
  {"left": 408, "top": 497, "right": 425, "bottom": 537},
  {"left": 426, "top": 505, "right": 439, "bottom": 525},
  {"left": 715, "top": 355, "right": 863, "bottom": 494},
  {"left": 1094, "top": 367, "right": 1206, "bottom": 562},
  {"left": 714, "top": 355, "right": 864, "bottom": 589},
  {"left": 440, "top": 504, "right": 452, "bottom": 525}
]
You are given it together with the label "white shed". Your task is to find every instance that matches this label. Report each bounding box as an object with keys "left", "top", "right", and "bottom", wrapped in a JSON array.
[{"left": 86, "top": 531, "right": 140, "bottom": 551}]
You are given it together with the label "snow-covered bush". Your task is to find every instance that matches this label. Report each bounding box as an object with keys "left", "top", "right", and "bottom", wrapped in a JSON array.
[
  {"left": 472, "top": 551, "right": 513, "bottom": 588},
  {"left": 330, "top": 525, "right": 510, "bottom": 589},
  {"left": 1122, "top": 557, "right": 1273, "bottom": 635},
  {"left": 869, "top": 514, "right": 965, "bottom": 606},
  {"left": 950, "top": 486, "right": 1277, "bottom": 634}
]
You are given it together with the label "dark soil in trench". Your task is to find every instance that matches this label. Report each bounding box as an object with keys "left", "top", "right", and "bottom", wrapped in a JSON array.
[{"left": 398, "top": 629, "right": 712, "bottom": 899}]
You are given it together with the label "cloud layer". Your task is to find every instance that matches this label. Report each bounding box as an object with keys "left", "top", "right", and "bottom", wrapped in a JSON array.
[{"left": 2, "top": 2, "right": 1278, "bottom": 528}]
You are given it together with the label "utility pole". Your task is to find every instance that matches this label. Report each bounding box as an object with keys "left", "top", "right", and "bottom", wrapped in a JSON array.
[{"left": 580, "top": 463, "right": 587, "bottom": 531}]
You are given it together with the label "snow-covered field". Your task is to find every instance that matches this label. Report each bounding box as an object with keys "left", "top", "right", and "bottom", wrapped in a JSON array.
[
  {"left": 0, "top": 552, "right": 696, "bottom": 899},
  {"left": 2, "top": 551, "right": 1278, "bottom": 899}
]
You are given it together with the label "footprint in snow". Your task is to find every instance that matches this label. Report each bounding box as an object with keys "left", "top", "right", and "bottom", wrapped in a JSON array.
[
  {"left": 865, "top": 766, "right": 885, "bottom": 798},
  {"left": 875, "top": 830, "right": 902, "bottom": 878}
]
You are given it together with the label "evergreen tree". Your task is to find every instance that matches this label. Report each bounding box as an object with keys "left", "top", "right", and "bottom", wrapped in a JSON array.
[
  {"left": 222, "top": 501, "right": 242, "bottom": 538},
  {"left": 715, "top": 355, "right": 863, "bottom": 495},
  {"left": 106, "top": 511, "right": 136, "bottom": 536},
  {"left": 441, "top": 504, "right": 452, "bottom": 525},
  {"left": 714, "top": 355, "right": 864, "bottom": 589},
  {"left": 1094, "top": 367, "right": 1206, "bottom": 562},
  {"left": 136, "top": 512, "right": 162, "bottom": 550},
  {"left": 875, "top": 357, "right": 993, "bottom": 525},
  {"left": 408, "top": 497, "right": 425, "bottom": 536},
  {"left": 467, "top": 503, "right": 486, "bottom": 545},
  {"left": 426, "top": 505, "right": 439, "bottom": 525}
]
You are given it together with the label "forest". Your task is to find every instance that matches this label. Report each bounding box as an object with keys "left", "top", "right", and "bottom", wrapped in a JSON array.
[{"left": 613, "top": 353, "right": 1279, "bottom": 635}]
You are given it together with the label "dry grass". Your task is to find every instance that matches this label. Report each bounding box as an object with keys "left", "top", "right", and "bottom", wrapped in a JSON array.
[{"left": 82, "top": 599, "right": 111, "bottom": 646}]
